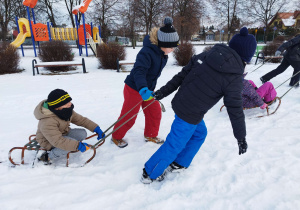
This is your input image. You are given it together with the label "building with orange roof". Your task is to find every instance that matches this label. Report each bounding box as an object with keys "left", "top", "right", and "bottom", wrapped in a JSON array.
[{"left": 268, "top": 11, "right": 300, "bottom": 29}]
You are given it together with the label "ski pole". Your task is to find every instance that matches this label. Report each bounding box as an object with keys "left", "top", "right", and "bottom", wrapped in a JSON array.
[
  {"left": 275, "top": 70, "right": 300, "bottom": 89},
  {"left": 84, "top": 100, "right": 143, "bottom": 141},
  {"left": 103, "top": 99, "right": 143, "bottom": 136},
  {"left": 31, "top": 150, "right": 39, "bottom": 168},
  {"left": 92, "top": 99, "right": 157, "bottom": 148},
  {"left": 248, "top": 57, "right": 274, "bottom": 74},
  {"left": 279, "top": 81, "right": 299, "bottom": 99},
  {"left": 158, "top": 100, "right": 166, "bottom": 112}
]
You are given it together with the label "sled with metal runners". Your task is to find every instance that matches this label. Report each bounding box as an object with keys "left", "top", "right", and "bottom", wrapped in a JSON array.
[
  {"left": 8, "top": 99, "right": 166, "bottom": 167},
  {"left": 220, "top": 97, "right": 281, "bottom": 118},
  {"left": 8, "top": 134, "right": 98, "bottom": 167}
]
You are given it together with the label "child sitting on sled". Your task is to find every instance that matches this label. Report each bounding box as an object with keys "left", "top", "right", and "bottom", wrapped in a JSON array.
[
  {"left": 242, "top": 77, "right": 277, "bottom": 109},
  {"left": 34, "top": 89, "right": 105, "bottom": 164}
]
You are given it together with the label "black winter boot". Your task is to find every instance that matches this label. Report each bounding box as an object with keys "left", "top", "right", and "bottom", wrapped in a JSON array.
[
  {"left": 260, "top": 77, "right": 267, "bottom": 84},
  {"left": 140, "top": 168, "right": 166, "bottom": 184},
  {"left": 167, "top": 162, "right": 186, "bottom": 173},
  {"left": 38, "top": 151, "right": 52, "bottom": 165}
]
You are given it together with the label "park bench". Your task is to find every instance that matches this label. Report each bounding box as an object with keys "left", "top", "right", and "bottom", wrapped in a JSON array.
[
  {"left": 255, "top": 51, "right": 283, "bottom": 65},
  {"left": 32, "top": 58, "right": 86, "bottom": 76},
  {"left": 116, "top": 58, "right": 135, "bottom": 72}
]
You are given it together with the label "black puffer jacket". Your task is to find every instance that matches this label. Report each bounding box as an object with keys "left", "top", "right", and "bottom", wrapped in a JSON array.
[
  {"left": 278, "top": 34, "right": 300, "bottom": 62},
  {"left": 159, "top": 44, "right": 246, "bottom": 140}
]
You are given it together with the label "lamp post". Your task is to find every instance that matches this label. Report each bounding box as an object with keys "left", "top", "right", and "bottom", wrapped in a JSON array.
[{"left": 273, "top": 26, "right": 277, "bottom": 41}]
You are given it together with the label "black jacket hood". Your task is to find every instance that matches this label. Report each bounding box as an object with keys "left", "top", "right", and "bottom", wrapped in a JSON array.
[{"left": 205, "top": 44, "right": 245, "bottom": 74}]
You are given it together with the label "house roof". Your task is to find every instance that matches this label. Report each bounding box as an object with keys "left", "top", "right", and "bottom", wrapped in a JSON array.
[
  {"left": 282, "top": 17, "right": 296, "bottom": 27},
  {"left": 268, "top": 10, "right": 300, "bottom": 27},
  {"left": 294, "top": 11, "right": 300, "bottom": 18},
  {"left": 278, "top": 13, "right": 294, "bottom": 19}
]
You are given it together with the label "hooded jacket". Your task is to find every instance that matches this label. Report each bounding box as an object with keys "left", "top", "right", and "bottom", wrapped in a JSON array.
[
  {"left": 278, "top": 34, "right": 300, "bottom": 62},
  {"left": 34, "top": 100, "right": 98, "bottom": 151},
  {"left": 124, "top": 29, "right": 168, "bottom": 91},
  {"left": 158, "top": 44, "right": 246, "bottom": 140}
]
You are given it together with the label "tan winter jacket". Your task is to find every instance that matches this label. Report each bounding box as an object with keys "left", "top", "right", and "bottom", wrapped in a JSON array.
[{"left": 34, "top": 100, "right": 98, "bottom": 151}]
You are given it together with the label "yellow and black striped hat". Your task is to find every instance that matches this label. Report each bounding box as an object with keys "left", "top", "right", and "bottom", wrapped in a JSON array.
[{"left": 47, "top": 89, "right": 72, "bottom": 110}]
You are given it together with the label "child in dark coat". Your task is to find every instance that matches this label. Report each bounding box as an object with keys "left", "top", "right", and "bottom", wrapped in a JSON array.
[
  {"left": 242, "top": 79, "right": 277, "bottom": 109},
  {"left": 111, "top": 17, "right": 179, "bottom": 148},
  {"left": 141, "top": 27, "right": 257, "bottom": 183},
  {"left": 260, "top": 34, "right": 300, "bottom": 86}
]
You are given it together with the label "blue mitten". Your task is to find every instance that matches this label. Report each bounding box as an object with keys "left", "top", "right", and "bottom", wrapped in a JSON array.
[
  {"left": 139, "top": 87, "right": 154, "bottom": 101},
  {"left": 78, "top": 142, "right": 90, "bottom": 152},
  {"left": 94, "top": 126, "right": 105, "bottom": 140}
]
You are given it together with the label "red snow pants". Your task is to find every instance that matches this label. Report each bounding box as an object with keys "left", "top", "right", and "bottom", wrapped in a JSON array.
[{"left": 112, "top": 84, "right": 162, "bottom": 140}]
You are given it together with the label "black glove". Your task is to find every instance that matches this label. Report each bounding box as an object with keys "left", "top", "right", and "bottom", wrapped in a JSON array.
[
  {"left": 237, "top": 138, "right": 247, "bottom": 155},
  {"left": 153, "top": 90, "right": 164, "bottom": 100}
]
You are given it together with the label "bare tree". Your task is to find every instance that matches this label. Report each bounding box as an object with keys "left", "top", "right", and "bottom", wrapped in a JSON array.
[
  {"left": 13, "top": 0, "right": 27, "bottom": 20},
  {"left": 90, "top": 0, "right": 120, "bottom": 41},
  {"left": 119, "top": 0, "right": 139, "bottom": 48},
  {"left": 135, "top": 0, "right": 167, "bottom": 34},
  {"left": 64, "top": 0, "right": 83, "bottom": 28},
  {"left": 0, "top": 0, "right": 16, "bottom": 40},
  {"left": 172, "top": 0, "right": 202, "bottom": 43},
  {"left": 249, "top": 0, "right": 287, "bottom": 42},
  {"left": 35, "top": 0, "right": 60, "bottom": 26},
  {"left": 210, "top": 0, "right": 241, "bottom": 43}
]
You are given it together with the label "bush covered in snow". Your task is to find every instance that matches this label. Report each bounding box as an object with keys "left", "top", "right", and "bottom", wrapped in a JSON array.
[
  {"left": 39, "top": 40, "right": 74, "bottom": 72},
  {"left": 0, "top": 42, "right": 21, "bottom": 75},
  {"left": 97, "top": 42, "right": 125, "bottom": 70},
  {"left": 173, "top": 42, "right": 195, "bottom": 66}
]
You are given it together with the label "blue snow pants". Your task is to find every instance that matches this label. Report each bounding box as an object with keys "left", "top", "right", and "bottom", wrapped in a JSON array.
[{"left": 145, "top": 114, "right": 207, "bottom": 179}]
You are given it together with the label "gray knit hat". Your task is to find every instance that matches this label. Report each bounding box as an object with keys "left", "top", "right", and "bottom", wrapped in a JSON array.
[{"left": 157, "top": 17, "right": 179, "bottom": 48}]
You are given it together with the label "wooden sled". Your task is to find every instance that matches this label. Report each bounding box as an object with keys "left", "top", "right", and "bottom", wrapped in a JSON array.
[
  {"left": 220, "top": 97, "right": 281, "bottom": 118},
  {"left": 8, "top": 134, "right": 98, "bottom": 167}
]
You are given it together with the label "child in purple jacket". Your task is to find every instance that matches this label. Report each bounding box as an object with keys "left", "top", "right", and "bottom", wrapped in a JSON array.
[{"left": 242, "top": 79, "right": 277, "bottom": 109}]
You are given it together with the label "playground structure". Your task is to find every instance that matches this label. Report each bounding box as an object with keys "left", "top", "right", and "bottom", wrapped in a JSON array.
[{"left": 11, "top": 0, "right": 102, "bottom": 57}]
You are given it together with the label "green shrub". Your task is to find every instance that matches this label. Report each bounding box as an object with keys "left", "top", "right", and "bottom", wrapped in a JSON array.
[
  {"left": 39, "top": 40, "right": 74, "bottom": 72},
  {"left": 0, "top": 42, "right": 21, "bottom": 75},
  {"left": 97, "top": 42, "right": 126, "bottom": 70},
  {"left": 173, "top": 42, "right": 195, "bottom": 66}
]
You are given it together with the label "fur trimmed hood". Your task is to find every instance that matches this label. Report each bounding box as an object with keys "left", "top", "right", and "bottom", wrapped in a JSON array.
[{"left": 149, "top": 27, "right": 159, "bottom": 45}]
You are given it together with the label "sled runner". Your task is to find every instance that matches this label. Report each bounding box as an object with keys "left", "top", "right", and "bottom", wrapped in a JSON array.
[
  {"left": 8, "top": 134, "right": 98, "bottom": 167},
  {"left": 220, "top": 97, "right": 281, "bottom": 118},
  {"left": 8, "top": 99, "right": 164, "bottom": 167}
]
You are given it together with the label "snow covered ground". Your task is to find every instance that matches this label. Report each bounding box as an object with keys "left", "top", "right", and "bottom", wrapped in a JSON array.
[{"left": 0, "top": 45, "right": 299, "bottom": 210}]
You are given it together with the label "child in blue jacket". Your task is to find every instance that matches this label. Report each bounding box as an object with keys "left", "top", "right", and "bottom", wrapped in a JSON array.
[
  {"left": 111, "top": 17, "right": 179, "bottom": 148},
  {"left": 141, "top": 27, "right": 257, "bottom": 183}
]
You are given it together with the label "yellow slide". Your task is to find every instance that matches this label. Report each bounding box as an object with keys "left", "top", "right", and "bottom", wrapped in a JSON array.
[
  {"left": 11, "top": 32, "right": 31, "bottom": 48},
  {"left": 11, "top": 18, "right": 31, "bottom": 48}
]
